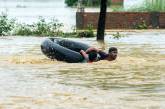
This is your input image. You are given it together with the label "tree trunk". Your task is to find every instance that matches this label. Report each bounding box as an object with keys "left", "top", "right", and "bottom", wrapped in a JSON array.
[{"left": 96, "top": 0, "right": 108, "bottom": 41}]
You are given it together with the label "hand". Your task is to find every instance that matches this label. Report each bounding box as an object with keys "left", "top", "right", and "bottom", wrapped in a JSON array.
[{"left": 80, "top": 50, "right": 88, "bottom": 59}]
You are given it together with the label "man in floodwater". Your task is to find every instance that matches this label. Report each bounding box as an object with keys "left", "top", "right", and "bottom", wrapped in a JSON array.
[{"left": 80, "top": 47, "right": 118, "bottom": 63}]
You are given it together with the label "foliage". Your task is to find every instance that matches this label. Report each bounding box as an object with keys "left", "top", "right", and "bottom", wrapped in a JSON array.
[
  {"left": 32, "top": 17, "right": 64, "bottom": 36},
  {"left": 7, "top": 17, "right": 64, "bottom": 36},
  {"left": 145, "top": 0, "right": 165, "bottom": 12},
  {"left": 111, "top": 6, "right": 124, "bottom": 12},
  {"left": 80, "top": 24, "right": 95, "bottom": 38},
  {"left": 13, "top": 24, "right": 33, "bottom": 36},
  {"left": 125, "top": 0, "right": 165, "bottom": 12},
  {"left": 0, "top": 13, "right": 15, "bottom": 36},
  {"left": 62, "top": 25, "right": 95, "bottom": 38},
  {"left": 0, "top": 14, "right": 95, "bottom": 38},
  {"left": 133, "top": 18, "right": 148, "bottom": 29},
  {"left": 65, "top": 0, "right": 111, "bottom": 7},
  {"left": 77, "top": 30, "right": 94, "bottom": 38},
  {"left": 65, "top": 0, "right": 78, "bottom": 6},
  {"left": 79, "top": 24, "right": 94, "bottom": 38},
  {"left": 111, "top": 32, "right": 126, "bottom": 39}
]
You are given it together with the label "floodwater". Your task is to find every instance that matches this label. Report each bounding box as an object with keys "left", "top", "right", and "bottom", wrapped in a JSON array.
[
  {"left": 0, "top": 0, "right": 165, "bottom": 109},
  {"left": 0, "top": 0, "right": 76, "bottom": 31},
  {"left": 0, "top": 31, "right": 165, "bottom": 109}
]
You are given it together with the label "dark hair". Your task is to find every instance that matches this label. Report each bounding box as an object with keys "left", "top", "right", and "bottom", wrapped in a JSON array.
[
  {"left": 88, "top": 50, "right": 97, "bottom": 61},
  {"left": 108, "top": 47, "right": 117, "bottom": 53}
]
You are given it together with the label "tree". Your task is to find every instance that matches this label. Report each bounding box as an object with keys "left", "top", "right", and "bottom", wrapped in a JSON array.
[
  {"left": 96, "top": 0, "right": 108, "bottom": 41},
  {"left": 65, "top": 0, "right": 77, "bottom": 6}
]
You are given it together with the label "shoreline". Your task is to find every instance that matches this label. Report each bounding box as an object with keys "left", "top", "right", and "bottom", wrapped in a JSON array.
[
  {"left": 1, "top": 29, "right": 165, "bottom": 37},
  {"left": 79, "top": 29, "right": 165, "bottom": 34}
]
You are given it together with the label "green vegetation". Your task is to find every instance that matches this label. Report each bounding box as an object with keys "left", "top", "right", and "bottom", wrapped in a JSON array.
[
  {"left": 133, "top": 18, "right": 148, "bottom": 29},
  {"left": 0, "top": 13, "right": 15, "bottom": 36},
  {"left": 111, "top": 32, "right": 126, "bottom": 39},
  {"left": 145, "top": 0, "right": 165, "bottom": 12},
  {"left": 61, "top": 30, "right": 94, "bottom": 38},
  {"left": 65, "top": 0, "right": 111, "bottom": 7},
  {"left": 81, "top": 24, "right": 95, "bottom": 38},
  {"left": 11, "top": 17, "right": 64, "bottom": 36},
  {"left": 65, "top": 0, "right": 77, "bottom": 6},
  {"left": 0, "top": 13, "right": 95, "bottom": 37},
  {"left": 62, "top": 25, "right": 95, "bottom": 38},
  {"left": 65, "top": 0, "right": 164, "bottom": 12},
  {"left": 126, "top": 0, "right": 165, "bottom": 12}
]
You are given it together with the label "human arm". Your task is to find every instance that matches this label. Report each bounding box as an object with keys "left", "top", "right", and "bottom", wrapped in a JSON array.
[
  {"left": 85, "top": 47, "right": 101, "bottom": 53},
  {"left": 80, "top": 50, "right": 88, "bottom": 60},
  {"left": 85, "top": 47, "right": 108, "bottom": 58}
]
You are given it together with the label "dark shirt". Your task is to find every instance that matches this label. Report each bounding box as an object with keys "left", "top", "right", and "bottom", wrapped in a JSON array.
[
  {"left": 81, "top": 50, "right": 109, "bottom": 63},
  {"left": 98, "top": 51, "right": 109, "bottom": 60}
]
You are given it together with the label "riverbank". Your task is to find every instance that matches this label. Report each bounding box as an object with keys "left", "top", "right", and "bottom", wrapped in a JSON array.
[
  {"left": 78, "top": 29, "right": 165, "bottom": 35},
  {"left": 105, "top": 29, "right": 165, "bottom": 34}
]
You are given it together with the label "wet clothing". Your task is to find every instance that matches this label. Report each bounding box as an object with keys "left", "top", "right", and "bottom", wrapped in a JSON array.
[
  {"left": 97, "top": 51, "right": 109, "bottom": 60},
  {"left": 82, "top": 55, "right": 99, "bottom": 63},
  {"left": 82, "top": 51, "right": 108, "bottom": 63}
]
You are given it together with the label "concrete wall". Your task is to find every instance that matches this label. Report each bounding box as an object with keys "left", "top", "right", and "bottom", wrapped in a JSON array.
[{"left": 76, "top": 12, "right": 165, "bottom": 29}]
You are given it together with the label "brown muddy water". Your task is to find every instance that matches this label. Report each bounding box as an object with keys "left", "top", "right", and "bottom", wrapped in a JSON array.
[{"left": 0, "top": 32, "right": 165, "bottom": 109}]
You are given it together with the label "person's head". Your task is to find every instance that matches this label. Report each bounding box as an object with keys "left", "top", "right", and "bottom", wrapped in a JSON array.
[
  {"left": 107, "top": 47, "right": 118, "bottom": 61},
  {"left": 88, "top": 50, "right": 97, "bottom": 62}
]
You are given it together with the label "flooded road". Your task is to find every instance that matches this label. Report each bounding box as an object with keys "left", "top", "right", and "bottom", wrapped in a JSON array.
[{"left": 0, "top": 32, "right": 165, "bottom": 109}]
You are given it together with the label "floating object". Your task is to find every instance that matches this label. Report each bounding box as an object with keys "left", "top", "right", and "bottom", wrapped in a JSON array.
[{"left": 41, "top": 38, "right": 90, "bottom": 63}]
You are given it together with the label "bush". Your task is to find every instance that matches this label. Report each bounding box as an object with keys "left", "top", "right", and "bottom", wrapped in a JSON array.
[
  {"left": 125, "top": 0, "right": 165, "bottom": 12},
  {"left": 0, "top": 13, "right": 15, "bottom": 36},
  {"left": 62, "top": 25, "right": 95, "bottom": 38},
  {"left": 0, "top": 13, "right": 95, "bottom": 38},
  {"left": 132, "top": 19, "right": 148, "bottom": 29},
  {"left": 78, "top": 24, "right": 94, "bottom": 37},
  {"left": 78, "top": 31, "right": 94, "bottom": 38},
  {"left": 65, "top": 0, "right": 78, "bottom": 6},
  {"left": 65, "top": 0, "right": 111, "bottom": 7},
  {"left": 12, "top": 17, "right": 64, "bottom": 36},
  {"left": 13, "top": 24, "right": 33, "bottom": 36},
  {"left": 112, "top": 32, "right": 126, "bottom": 39},
  {"left": 33, "top": 17, "right": 64, "bottom": 36}
]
